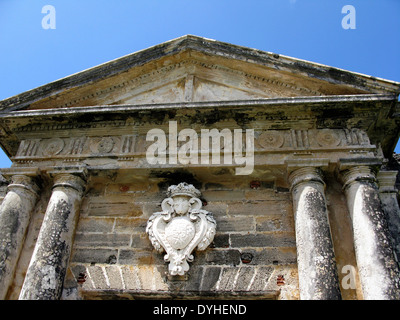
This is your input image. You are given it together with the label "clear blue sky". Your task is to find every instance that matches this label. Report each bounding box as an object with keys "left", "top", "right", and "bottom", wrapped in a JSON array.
[{"left": 0, "top": 0, "right": 399, "bottom": 168}]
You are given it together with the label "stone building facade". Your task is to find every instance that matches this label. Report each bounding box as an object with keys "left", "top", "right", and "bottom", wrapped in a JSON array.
[{"left": 0, "top": 35, "right": 399, "bottom": 300}]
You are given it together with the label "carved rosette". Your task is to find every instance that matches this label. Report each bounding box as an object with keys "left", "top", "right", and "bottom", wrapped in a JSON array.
[
  {"left": 257, "top": 131, "right": 284, "bottom": 149},
  {"left": 315, "top": 129, "right": 341, "bottom": 147},
  {"left": 90, "top": 137, "right": 115, "bottom": 154},
  {"left": 42, "top": 138, "right": 65, "bottom": 156},
  {"left": 146, "top": 182, "right": 216, "bottom": 276}
]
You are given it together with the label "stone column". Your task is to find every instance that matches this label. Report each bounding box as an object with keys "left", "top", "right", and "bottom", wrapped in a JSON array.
[
  {"left": 340, "top": 165, "right": 400, "bottom": 299},
  {"left": 19, "top": 169, "right": 87, "bottom": 300},
  {"left": 377, "top": 170, "right": 400, "bottom": 269},
  {"left": 0, "top": 169, "right": 40, "bottom": 300},
  {"left": 289, "top": 167, "right": 341, "bottom": 300}
]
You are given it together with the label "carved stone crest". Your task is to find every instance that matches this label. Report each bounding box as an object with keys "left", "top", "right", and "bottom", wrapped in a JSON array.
[{"left": 146, "top": 182, "right": 216, "bottom": 276}]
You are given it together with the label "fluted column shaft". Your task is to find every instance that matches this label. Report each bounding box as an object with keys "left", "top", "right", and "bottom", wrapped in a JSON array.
[
  {"left": 19, "top": 172, "right": 86, "bottom": 300},
  {"left": 289, "top": 167, "right": 341, "bottom": 300},
  {"left": 0, "top": 173, "right": 40, "bottom": 299},
  {"left": 341, "top": 166, "right": 400, "bottom": 299}
]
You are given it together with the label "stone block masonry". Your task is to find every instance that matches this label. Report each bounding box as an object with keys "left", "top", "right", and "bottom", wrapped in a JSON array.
[{"left": 66, "top": 179, "right": 299, "bottom": 300}]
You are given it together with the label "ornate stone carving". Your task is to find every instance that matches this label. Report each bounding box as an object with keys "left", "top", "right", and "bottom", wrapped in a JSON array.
[
  {"left": 257, "top": 131, "right": 284, "bottom": 149},
  {"left": 121, "top": 135, "right": 136, "bottom": 154},
  {"left": 42, "top": 138, "right": 64, "bottom": 156},
  {"left": 146, "top": 182, "right": 216, "bottom": 276},
  {"left": 97, "top": 137, "right": 115, "bottom": 153},
  {"left": 316, "top": 129, "right": 341, "bottom": 147},
  {"left": 291, "top": 130, "right": 310, "bottom": 148},
  {"left": 70, "top": 137, "right": 87, "bottom": 155},
  {"left": 18, "top": 139, "right": 40, "bottom": 157},
  {"left": 90, "top": 137, "right": 114, "bottom": 154}
]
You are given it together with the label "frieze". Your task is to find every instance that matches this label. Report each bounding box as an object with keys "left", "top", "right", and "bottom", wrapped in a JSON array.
[{"left": 14, "top": 129, "right": 374, "bottom": 162}]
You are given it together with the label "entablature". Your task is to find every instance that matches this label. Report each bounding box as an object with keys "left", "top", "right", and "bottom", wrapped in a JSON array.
[{"left": 0, "top": 93, "right": 397, "bottom": 167}]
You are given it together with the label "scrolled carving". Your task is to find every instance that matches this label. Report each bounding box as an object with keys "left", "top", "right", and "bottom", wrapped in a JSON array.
[{"left": 146, "top": 182, "right": 216, "bottom": 276}]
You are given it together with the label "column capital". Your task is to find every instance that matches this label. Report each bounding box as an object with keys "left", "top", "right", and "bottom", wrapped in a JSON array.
[
  {"left": 48, "top": 167, "right": 88, "bottom": 195},
  {"left": 338, "top": 165, "right": 377, "bottom": 191},
  {"left": 1, "top": 168, "right": 41, "bottom": 197},
  {"left": 288, "top": 166, "right": 325, "bottom": 192},
  {"left": 337, "top": 157, "right": 382, "bottom": 190}
]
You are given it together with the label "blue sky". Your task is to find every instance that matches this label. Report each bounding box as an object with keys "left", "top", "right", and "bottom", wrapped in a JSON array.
[{"left": 0, "top": 0, "right": 399, "bottom": 168}]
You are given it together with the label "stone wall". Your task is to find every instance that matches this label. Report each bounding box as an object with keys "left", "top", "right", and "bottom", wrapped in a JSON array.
[
  {"left": 64, "top": 178, "right": 299, "bottom": 300},
  {"left": 7, "top": 162, "right": 399, "bottom": 300},
  {"left": 2, "top": 161, "right": 398, "bottom": 300},
  {"left": 3, "top": 168, "right": 373, "bottom": 300}
]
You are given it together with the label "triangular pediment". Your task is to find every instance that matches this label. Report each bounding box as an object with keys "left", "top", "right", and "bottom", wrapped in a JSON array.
[
  {"left": 0, "top": 35, "right": 399, "bottom": 112},
  {"left": 83, "top": 65, "right": 303, "bottom": 107},
  {"left": 104, "top": 75, "right": 273, "bottom": 106}
]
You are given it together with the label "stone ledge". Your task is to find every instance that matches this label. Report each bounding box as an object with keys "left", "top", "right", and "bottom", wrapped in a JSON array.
[{"left": 68, "top": 263, "right": 295, "bottom": 300}]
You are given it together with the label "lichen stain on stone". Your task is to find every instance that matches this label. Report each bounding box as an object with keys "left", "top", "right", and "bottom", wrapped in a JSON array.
[
  {"left": 54, "top": 198, "right": 72, "bottom": 230},
  {"left": 41, "top": 265, "right": 57, "bottom": 290},
  {"left": 7, "top": 208, "right": 21, "bottom": 235}
]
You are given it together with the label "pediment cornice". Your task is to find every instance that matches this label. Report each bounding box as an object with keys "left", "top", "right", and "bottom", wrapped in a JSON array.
[{"left": 0, "top": 35, "right": 399, "bottom": 113}]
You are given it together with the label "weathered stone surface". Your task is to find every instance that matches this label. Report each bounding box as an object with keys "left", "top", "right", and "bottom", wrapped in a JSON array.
[
  {"left": 146, "top": 182, "right": 217, "bottom": 276},
  {"left": 0, "top": 171, "right": 40, "bottom": 299},
  {"left": 68, "top": 264, "right": 274, "bottom": 299},
  {"left": 0, "top": 36, "right": 399, "bottom": 300},
  {"left": 19, "top": 172, "right": 86, "bottom": 300},
  {"left": 289, "top": 167, "right": 342, "bottom": 300},
  {"left": 377, "top": 170, "right": 400, "bottom": 269},
  {"left": 1, "top": 35, "right": 398, "bottom": 115},
  {"left": 71, "top": 248, "right": 119, "bottom": 265},
  {"left": 340, "top": 166, "right": 400, "bottom": 299}
]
